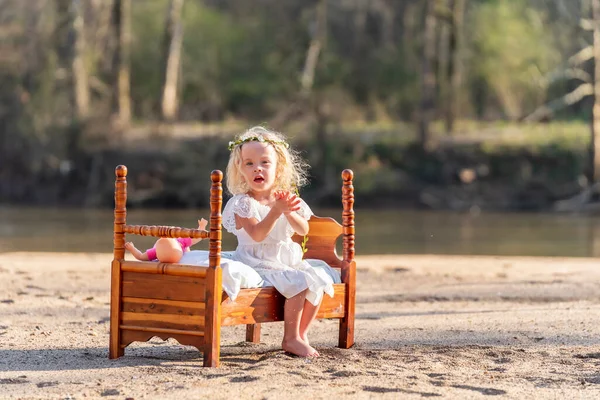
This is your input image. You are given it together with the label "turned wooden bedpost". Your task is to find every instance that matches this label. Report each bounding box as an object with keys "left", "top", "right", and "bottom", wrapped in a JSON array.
[
  {"left": 339, "top": 169, "right": 355, "bottom": 349},
  {"left": 110, "top": 165, "right": 128, "bottom": 359},
  {"left": 204, "top": 170, "right": 223, "bottom": 367}
]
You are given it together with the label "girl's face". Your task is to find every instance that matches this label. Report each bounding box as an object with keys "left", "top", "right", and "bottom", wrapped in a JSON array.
[{"left": 239, "top": 141, "right": 278, "bottom": 197}]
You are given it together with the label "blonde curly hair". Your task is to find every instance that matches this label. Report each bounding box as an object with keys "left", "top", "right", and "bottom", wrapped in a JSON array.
[{"left": 226, "top": 126, "right": 309, "bottom": 195}]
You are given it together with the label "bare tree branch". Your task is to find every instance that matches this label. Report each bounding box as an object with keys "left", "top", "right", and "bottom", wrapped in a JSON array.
[
  {"left": 544, "top": 67, "right": 592, "bottom": 85},
  {"left": 568, "top": 45, "right": 593, "bottom": 66},
  {"left": 524, "top": 83, "right": 593, "bottom": 122}
]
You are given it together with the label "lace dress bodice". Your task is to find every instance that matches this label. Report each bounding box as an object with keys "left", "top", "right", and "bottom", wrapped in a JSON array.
[
  {"left": 223, "top": 194, "right": 313, "bottom": 270},
  {"left": 222, "top": 193, "right": 334, "bottom": 305},
  {"left": 223, "top": 194, "right": 313, "bottom": 242}
]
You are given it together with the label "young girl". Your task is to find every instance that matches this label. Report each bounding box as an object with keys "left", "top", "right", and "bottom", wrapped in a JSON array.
[
  {"left": 222, "top": 126, "right": 334, "bottom": 358},
  {"left": 125, "top": 218, "right": 208, "bottom": 263}
]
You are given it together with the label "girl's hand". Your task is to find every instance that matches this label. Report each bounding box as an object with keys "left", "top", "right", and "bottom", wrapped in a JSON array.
[{"left": 274, "top": 191, "right": 301, "bottom": 215}]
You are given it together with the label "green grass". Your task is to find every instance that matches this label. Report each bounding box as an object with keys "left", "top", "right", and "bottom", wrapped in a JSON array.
[
  {"left": 125, "top": 119, "right": 591, "bottom": 152},
  {"left": 335, "top": 120, "right": 590, "bottom": 151}
]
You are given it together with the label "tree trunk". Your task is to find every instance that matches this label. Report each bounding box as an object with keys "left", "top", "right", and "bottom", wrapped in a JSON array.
[
  {"left": 91, "top": 0, "right": 116, "bottom": 77},
  {"left": 71, "top": 0, "right": 90, "bottom": 120},
  {"left": 437, "top": 0, "right": 451, "bottom": 133},
  {"left": 112, "top": 0, "right": 131, "bottom": 128},
  {"left": 403, "top": 2, "right": 418, "bottom": 69},
  {"left": 418, "top": 0, "right": 437, "bottom": 147},
  {"left": 160, "top": 0, "right": 185, "bottom": 122},
  {"left": 592, "top": 0, "right": 600, "bottom": 184},
  {"left": 54, "top": 0, "right": 74, "bottom": 118},
  {"left": 300, "top": 0, "right": 326, "bottom": 95},
  {"left": 446, "top": 0, "right": 466, "bottom": 134}
]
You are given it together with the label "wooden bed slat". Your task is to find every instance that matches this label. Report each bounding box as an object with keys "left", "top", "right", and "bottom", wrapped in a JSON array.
[
  {"left": 121, "top": 261, "right": 208, "bottom": 278},
  {"left": 317, "top": 285, "right": 347, "bottom": 318},
  {"left": 121, "top": 297, "right": 205, "bottom": 316},
  {"left": 220, "top": 284, "right": 346, "bottom": 326},
  {"left": 122, "top": 271, "right": 206, "bottom": 302},
  {"left": 121, "top": 312, "right": 205, "bottom": 332},
  {"left": 221, "top": 288, "right": 285, "bottom": 326}
]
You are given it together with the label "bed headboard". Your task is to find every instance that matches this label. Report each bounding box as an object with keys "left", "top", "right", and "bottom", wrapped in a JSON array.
[{"left": 292, "top": 169, "right": 355, "bottom": 268}]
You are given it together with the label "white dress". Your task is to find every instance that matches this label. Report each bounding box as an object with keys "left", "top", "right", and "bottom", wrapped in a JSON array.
[{"left": 222, "top": 194, "right": 335, "bottom": 306}]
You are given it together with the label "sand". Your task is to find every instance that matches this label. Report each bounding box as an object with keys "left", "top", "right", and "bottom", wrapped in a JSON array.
[{"left": 2, "top": 252, "right": 600, "bottom": 399}]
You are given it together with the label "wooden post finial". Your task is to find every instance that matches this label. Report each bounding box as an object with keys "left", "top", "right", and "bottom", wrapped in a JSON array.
[
  {"left": 209, "top": 170, "right": 223, "bottom": 267},
  {"left": 342, "top": 169, "right": 353, "bottom": 182},
  {"left": 211, "top": 169, "right": 223, "bottom": 183},
  {"left": 113, "top": 165, "right": 128, "bottom": 261},
  {"left": 115, "top": 165, "right": 128, "bottom": 178}
]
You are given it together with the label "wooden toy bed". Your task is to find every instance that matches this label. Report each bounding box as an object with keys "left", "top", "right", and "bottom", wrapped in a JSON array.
[{"left": 109, "top": 165, "right": 356, "bottom": 367}]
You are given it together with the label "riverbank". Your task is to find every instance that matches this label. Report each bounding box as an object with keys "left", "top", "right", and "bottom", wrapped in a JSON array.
[
  {"left": 0, "top": 121, "right": 592, "bottom": 211},
  {"left": 2, "top": 253, "right": 600, "bottom": 399}
]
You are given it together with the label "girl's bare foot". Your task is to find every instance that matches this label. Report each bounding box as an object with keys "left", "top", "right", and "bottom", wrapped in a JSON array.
[
  {"left": 300, "top": 333, "right": 319, "bottom": 356},
  {"left": 307, "top": 345, "right": 319, "bottom": 357},
  {"left": 300, "top": 332, "right": 309, "bottom": 345},
  {"left": 282, "top": 338, "right": 319, "bottom": 357}
]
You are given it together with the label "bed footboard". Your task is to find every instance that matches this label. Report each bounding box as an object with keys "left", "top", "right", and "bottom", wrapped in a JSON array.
[
  {"left": 119, "top": 262, "right": 209, "bottom": 350},
  {"left": 109, "top": 166, "right": 223, "bottom": 367}
]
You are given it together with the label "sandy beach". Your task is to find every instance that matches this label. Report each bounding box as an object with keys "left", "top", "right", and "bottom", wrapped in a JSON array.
[{"left": 2, "top": 252, "right": 600, "bottom": 399}]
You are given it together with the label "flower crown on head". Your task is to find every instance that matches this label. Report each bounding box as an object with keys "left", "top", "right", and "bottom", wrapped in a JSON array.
[{"left": 228, "top": 135, "right": 290, "bottom": 151}]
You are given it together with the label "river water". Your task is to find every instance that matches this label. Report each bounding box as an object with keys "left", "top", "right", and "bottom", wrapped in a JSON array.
[{"left": 2, "top": 206, "right": 600, "bottom": 257}]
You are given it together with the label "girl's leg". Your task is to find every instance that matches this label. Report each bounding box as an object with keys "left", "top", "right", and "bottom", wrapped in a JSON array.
[
  {"left": 299, "top": 298, "right": 321, "bottom": 350},
  {"left": 155, "top": 238, "right": 184, "bottom": 263},
  {"left": 282, "top": 290, "right": 318, "bottom": 357}
]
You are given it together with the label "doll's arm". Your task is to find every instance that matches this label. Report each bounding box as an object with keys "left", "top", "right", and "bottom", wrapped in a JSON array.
[
  {"left": 125, "top": 242, "right": 150, "bottom": 261},
  {"left": 191, "top": 218, "right": 208, "bottom": 245}
]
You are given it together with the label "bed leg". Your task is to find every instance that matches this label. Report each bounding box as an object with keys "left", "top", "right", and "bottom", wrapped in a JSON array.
[
  {"left": 203, "top": 268, "right": 221, "bottom": 367},
  {"left": 204, "top": 170, "right": 223, "bottom": 367},
  {"left": 339, "top": 169, "right": 355, "bottom": 349},
  {"left": 110, "top": 166, "right": 127, "bottom": 359},
  {"left": 109, "top": 263, "right": 124, "bottom": 358},
  {"left": 339, "top": 260, "right": 356, "bottom": 349},
  {"left": 245, "top": 324, "right": 261, "bottom": 343},
  {"left": 338, "top": 301, "right": 355, "bottom": 349}
]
